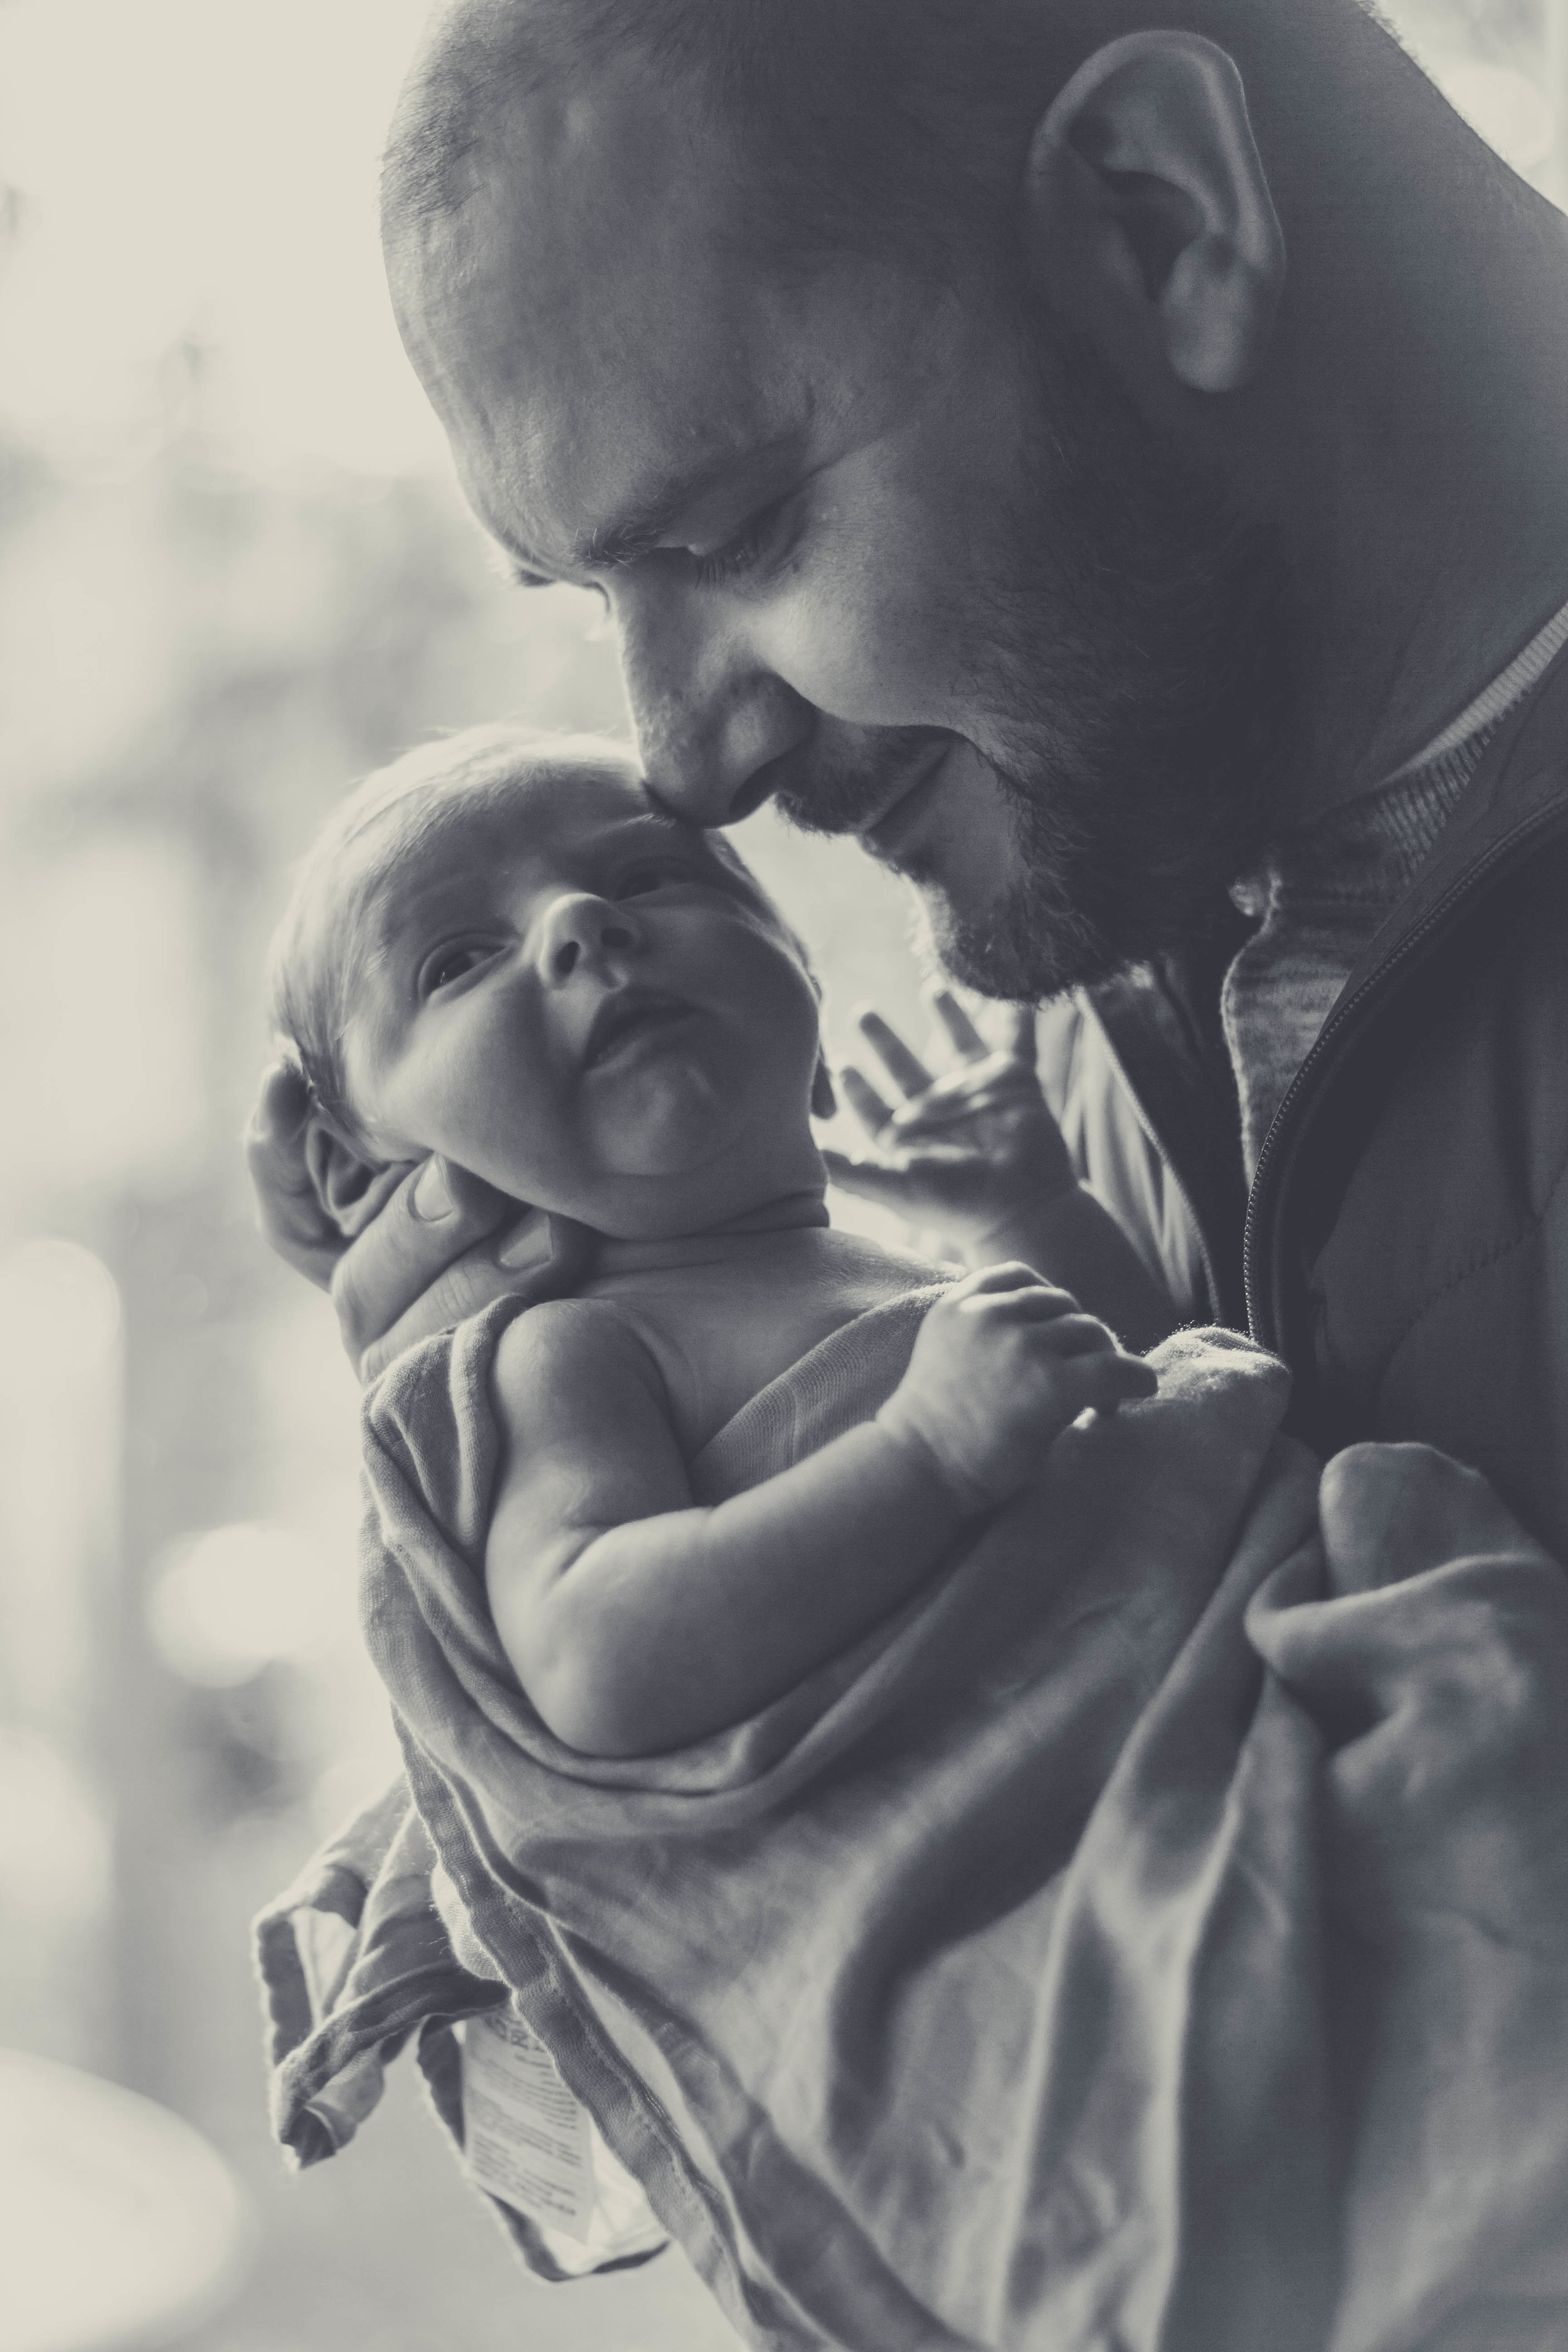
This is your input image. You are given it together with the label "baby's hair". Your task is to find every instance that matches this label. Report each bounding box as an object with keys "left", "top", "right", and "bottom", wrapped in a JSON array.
[{"left": 265, "top": 720, "right": 813, "bottom": 1157}]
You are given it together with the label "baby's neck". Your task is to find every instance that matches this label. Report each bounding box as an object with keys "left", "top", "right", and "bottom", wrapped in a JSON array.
[
  {"left": 580, "top": 1202, "right": 937, "bottom": 1461},
  {"left": 589, "top": 1187, "right": 830, "bottom": 1278}
]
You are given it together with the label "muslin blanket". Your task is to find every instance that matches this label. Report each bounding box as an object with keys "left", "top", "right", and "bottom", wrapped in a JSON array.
[{"left": 268, "top": 1289, "right": 1568, "bottom": 2352}]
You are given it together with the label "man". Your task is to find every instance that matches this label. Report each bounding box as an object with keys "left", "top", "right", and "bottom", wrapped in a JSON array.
[
  {"left": 253, "top": 0, "right": 1568, "bottom": 1548},
  {"left": 245, "top": 9, "right": 1568, "bottom": 2334}
]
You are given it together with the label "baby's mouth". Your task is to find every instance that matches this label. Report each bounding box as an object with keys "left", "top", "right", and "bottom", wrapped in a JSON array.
[{"left": 581, "top": 986, "right": 697, "bottom": 1072}]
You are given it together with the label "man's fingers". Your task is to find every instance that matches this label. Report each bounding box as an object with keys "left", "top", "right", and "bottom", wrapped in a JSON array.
[
  {"left": 245, "top": 1055, "right": 312, "bottom": 1159},
  {"left": 245, "top": 1057, "right": 341, "bottom": 1289},
  {"left": 839, "top": 1064, "right": 896, "bottom": 1138},
  {"left": 330, "top": 1155, "right": 517, "bottom": 1369},
  {"left": 356, "top": 1253, "right": 526, "bottom": 1385},
  {"left": 853, "top": 1005, "right": 933, "bottom": 1099},
  {"left": 354, "top": 1212, "right": 595, "bottom": 1385},
  {"left": 925, "top": 983, "right": 987, "bottom": 1064}
]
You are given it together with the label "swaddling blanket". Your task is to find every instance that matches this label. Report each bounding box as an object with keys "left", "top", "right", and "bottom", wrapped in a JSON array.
[{"left": 359, "top": 1292, "right": 1568, "bottom": 2352}]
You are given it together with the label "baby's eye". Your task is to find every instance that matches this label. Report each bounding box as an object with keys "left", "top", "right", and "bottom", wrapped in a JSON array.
[{"left": 418, "top": 940, "right": 497, "bottom": 996}]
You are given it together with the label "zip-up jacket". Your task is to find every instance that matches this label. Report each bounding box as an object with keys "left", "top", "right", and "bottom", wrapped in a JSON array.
[{"left": 1046, "top": 645, "right": 1568, "bottom": 1556}]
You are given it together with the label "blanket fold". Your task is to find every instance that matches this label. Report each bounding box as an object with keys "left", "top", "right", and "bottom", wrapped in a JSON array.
[{"left": 260, "top": 1291, "right": 1568, "bottom": 2351}]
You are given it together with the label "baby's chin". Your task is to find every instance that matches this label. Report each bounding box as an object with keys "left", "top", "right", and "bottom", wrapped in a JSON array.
[{"left": 533, "top": 1136, "right": 821, "bottom": 1244}]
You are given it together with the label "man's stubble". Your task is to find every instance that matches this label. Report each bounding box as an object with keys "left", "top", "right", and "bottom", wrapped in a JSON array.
[{"left": 779, "top": 320, "right": 1294, "bottom": 1004}]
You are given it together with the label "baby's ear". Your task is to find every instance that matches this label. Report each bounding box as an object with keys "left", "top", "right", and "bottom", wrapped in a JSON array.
[
  {"left": 811, "top": 1057, "right": 837, "bottom": 1121},
  {"left": 302, "top": 1108, "right": 409, "bottom": 1241}
]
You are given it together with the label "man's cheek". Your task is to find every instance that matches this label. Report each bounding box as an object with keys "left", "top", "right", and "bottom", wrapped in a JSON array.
[{"left": 761, "top": 581, "right": 972, "bottom": 729}]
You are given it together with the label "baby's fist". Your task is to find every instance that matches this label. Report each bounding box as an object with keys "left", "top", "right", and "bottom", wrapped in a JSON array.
[{"left": 879, "top": 1264, "right": 1157, "bottom": 1512}]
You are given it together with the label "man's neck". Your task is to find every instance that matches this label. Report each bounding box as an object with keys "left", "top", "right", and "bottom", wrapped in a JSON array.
[{"left": 1244, "top": 173, "right": 1568, "bottom": 824}]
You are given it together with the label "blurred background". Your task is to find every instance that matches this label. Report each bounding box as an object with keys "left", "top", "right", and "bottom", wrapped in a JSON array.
[{"left": 0, "top": 3, "right": 1560, "bottom": 2346}]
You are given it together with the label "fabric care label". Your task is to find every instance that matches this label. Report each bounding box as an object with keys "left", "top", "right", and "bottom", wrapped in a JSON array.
[{"left": 462, "top": 2006, "right": 596, "bottom": 2240}]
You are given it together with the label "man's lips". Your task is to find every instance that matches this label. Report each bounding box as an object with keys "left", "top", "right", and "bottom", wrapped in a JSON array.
[
  {"left": 581, "top": 985, "right": 697, "bottom": 1071},
  {"left": 859, "top": 741, "right": 958, "bottom": 866}
]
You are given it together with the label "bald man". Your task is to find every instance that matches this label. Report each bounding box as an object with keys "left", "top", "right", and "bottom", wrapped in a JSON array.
[{"left": 253, "top": 0, "right": 1568, "bottom": 1554}]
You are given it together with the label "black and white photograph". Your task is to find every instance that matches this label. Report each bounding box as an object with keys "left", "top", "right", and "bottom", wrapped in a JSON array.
[{"left": 4, "top": 4, "right": 1568, "bottom": 2348}]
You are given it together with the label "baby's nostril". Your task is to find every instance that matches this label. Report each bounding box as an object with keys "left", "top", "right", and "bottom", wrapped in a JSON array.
[
  {"left": 602, "top": 921, "right": 633, "bottom": 948},
  {"left": 553, "top": 940, "right": 580, "bottom": 980}
]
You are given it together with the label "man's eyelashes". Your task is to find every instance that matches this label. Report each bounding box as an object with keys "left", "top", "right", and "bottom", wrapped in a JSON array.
[{"left": 689, "top": 492, "right": 797, "bottom": 589}]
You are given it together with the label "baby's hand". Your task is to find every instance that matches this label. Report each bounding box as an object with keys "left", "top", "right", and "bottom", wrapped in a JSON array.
[
  {"left": 878, "top": 1264, "right": 1158, "bottom": 1512},
  {"left": 821, "top": 992, "right": 1076, "bottom": 1261}
]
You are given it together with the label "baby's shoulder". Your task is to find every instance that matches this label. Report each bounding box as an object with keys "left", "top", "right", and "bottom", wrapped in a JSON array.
[{"left": 490, "top": 1294, "right": 668, "bottom": 1422}]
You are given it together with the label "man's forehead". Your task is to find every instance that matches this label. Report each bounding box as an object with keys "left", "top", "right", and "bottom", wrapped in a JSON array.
[
  {"left": 391, "top": 65, "right": 812, "bottom": 576},
  {"left": 438, "top": 257, "right": 796, "bottom": 580}
]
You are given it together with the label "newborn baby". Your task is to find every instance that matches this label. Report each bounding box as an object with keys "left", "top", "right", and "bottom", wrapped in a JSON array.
[
  {"left": 261, "top": 727, "right": 1568, "bottom": 2349},
  {"left": 268, "top": 721, "right": 1158, "bottom": 1756}
]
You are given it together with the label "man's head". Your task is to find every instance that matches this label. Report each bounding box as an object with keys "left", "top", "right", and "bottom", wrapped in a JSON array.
[
  {"left": 381, "top": 0, "right": 1518, "bottom": 999},
  {"left": 268, "top": 726, "right": 829, "bottom": 1242}
]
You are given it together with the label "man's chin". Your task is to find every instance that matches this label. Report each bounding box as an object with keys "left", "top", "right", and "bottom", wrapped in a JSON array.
[{"left": 911, "top": 873, "right": 1115, "bottom": 1007}]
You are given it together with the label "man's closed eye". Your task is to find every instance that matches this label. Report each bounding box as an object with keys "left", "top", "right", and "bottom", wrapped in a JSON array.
[{"left": 689, "top": 490, "right": 798, "bottom": 590}]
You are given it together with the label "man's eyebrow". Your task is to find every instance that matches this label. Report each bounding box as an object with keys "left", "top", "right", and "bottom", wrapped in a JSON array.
[{"left": 501, "top": 437, "right": 800, "bottom": 585}]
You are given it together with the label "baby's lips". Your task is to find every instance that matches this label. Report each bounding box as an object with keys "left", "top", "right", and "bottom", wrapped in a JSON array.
[{"left": 580, "top": 985, "right": 694, "bottom": 1069}]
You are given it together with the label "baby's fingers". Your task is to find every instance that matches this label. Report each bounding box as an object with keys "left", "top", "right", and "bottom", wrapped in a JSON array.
[
  {"left": 997, "top": 1005, "right": 1038, "bottom": 1067},
  {"left": 839, "top": 1063, "right": 896, "bottom": 1138},
  {"left": 854, "top": 1005, "right": 934, "bottom": 1099},
  {"left": 953, "top": 1262, "right": 1071, "bottom": 1306},
  {"left": 925, "top": 983, "right": 988, "bottom": 1064},
  {"left": 1070, "top": 1350, "right": 1160, "bottom": 1410}
]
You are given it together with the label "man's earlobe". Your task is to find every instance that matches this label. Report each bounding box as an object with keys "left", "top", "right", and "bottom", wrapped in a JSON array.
[
  {"left": 1025, "top": 32, "right": 1285, "bottom": 395},
  {"left": 811, "top": 1059, "right": 837, "bottom": 1121},
  {"left": 302, "top": 1109, "right": 408, "bottom": 1241}
]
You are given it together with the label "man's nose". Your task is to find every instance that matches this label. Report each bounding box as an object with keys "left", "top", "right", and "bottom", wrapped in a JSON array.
[
  {"left": 534, "top": 893, "right": 640, "bottom": 985},
  {"left": 614, "top": 584, "right": 813, "bottom": 827}
]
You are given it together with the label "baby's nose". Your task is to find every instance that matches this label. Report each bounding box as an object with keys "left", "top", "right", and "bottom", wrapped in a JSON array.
[{"left": 536, "top": 893, "right": 640, "bottom": 985}]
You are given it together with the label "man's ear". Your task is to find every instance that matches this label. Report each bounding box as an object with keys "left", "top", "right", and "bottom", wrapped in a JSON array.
[
  {"left": 1025, "top": 32, "right": 1285, "bottom": 395},
  {"left": 811, "top": 1057, "right": 837, "bottom": 1121},
  {"left": 302, "top": 1107, "right": 410, "bottom": 1241}
]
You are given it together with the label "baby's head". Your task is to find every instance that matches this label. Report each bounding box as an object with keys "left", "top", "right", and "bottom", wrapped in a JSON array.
[{"left": 268, "top": 725, "right": 830, "bottom": 1241}]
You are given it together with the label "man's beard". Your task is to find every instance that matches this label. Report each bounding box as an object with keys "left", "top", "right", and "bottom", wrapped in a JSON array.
[{"left": 776, "top": 326, "right": 1293, "bottom": 1002}]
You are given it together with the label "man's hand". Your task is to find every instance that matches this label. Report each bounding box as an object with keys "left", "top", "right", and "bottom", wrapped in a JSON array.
[
  {"left": 822, "top": 988, "right": 1076, "bottom": 1260},
  {"left": 1251, "top": 1443, "right": 1568, "bottom": 1951},
  {"left": 245, "top": 1058, "right": 594, "bottom": 1383}
]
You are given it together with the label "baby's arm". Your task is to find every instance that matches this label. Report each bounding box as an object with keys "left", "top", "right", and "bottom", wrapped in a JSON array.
[
  {"left": 824, "top": 995, "right": 1178, "bottom": 1350},
  {"left": 485, "top": 1269, "right": 1156, "bottom": 1759}
]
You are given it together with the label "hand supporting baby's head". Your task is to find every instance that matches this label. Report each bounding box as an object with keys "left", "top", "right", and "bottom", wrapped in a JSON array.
[{"left": 267, "top": 724, "right": 832, "bottom": 1247}]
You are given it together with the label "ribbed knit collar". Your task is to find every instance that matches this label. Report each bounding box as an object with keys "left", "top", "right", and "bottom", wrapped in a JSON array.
[{"left": 1221, "top": 594, "right": 1568, "bottom": 1178}]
